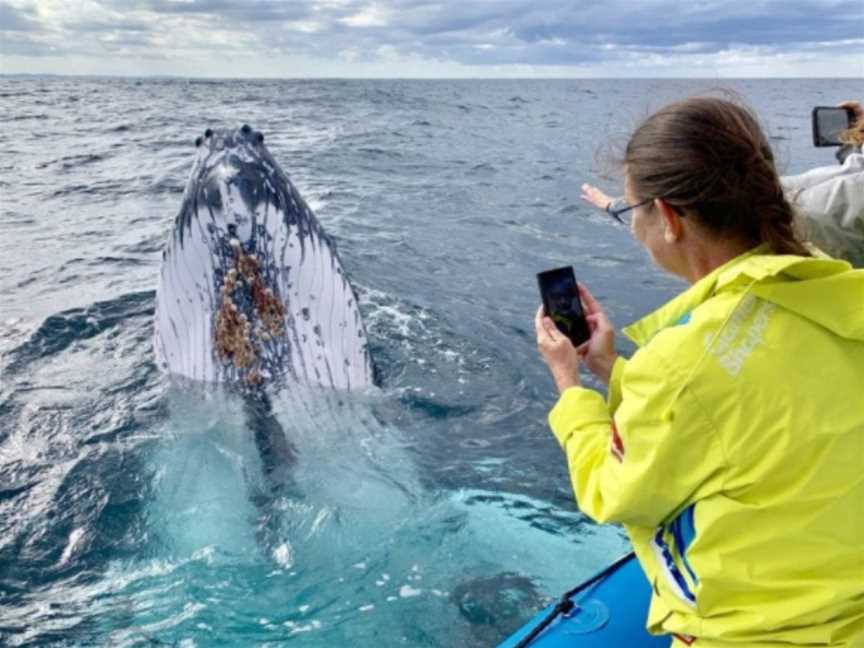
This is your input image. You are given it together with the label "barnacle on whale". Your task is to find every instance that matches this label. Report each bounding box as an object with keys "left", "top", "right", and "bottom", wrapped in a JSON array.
[
  {"left": 213, "top": 243, "right": 285, "bottom": 383},
  {"left": 251, "top": 279, "right": 285, "bottom": 336},
  {"left": 214, "top": 296, "right": 256, "bottom": 370},
  {"left": 238, "top": 252, "right": 259, "bottom": 280}
]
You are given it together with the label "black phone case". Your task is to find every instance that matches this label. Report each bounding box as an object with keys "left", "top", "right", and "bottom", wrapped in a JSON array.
[
  {"left": 537, "top": 267, "right": 590, "bottom": 347},
  {"left": 812, "top": 106, "right": 854, "bottom": 147}
]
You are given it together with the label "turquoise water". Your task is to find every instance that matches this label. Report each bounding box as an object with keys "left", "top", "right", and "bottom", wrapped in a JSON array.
[{"left": 0, "top": 78, "right": 848, "bottom": 646}]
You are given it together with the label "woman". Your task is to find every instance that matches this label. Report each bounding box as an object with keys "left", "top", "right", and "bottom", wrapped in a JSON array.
[
  {"left": 535, "top": 97, "right": 864, "bottom": 646},
  {"left": 782, "top": 101, "right": 864, "bottom": 267},
  {"left": 583, "top": 100, "right": 864, "bottom": 267}
]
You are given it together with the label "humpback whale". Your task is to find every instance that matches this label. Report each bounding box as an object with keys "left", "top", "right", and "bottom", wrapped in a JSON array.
[
  {"left": 154, "top": 124, "right": 374, "bottom": 392},
  {"left": 154, "top": 125, "right": 375, "bottom": 486}
]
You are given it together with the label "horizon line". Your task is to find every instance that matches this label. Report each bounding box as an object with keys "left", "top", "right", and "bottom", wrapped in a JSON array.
[{"left": 1, "top": 73, "right": 860, "bottom": 81}]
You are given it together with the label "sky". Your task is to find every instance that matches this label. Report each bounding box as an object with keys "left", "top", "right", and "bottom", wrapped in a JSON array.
[{"left": 0, "top": 0, "right": 862, "bottom": 78}]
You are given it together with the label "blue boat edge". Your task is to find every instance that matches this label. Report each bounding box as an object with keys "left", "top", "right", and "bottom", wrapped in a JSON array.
[{"left": 497, "top": 552, "right": 671, "bottom": 648}]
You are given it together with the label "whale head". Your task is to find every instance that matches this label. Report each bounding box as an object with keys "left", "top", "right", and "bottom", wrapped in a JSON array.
[{"left": 154, "top": 125, "right": 374, "bottom": 391}]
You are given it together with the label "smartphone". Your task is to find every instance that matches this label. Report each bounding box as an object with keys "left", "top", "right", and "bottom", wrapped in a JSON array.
[
  {"left": 812, "top": 106, "right": 854, "bottom": 147},
  {"left": 537, "top": 266, "right": 590, "bottom": 347}
]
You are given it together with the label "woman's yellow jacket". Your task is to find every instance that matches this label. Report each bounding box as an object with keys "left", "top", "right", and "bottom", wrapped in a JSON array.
[{"left": 549, "top": 249, "right": 864, "bottom": 647}]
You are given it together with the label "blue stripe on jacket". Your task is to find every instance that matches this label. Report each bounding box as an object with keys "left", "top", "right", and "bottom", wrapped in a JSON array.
[{"left": 670, "top": 504, "right": 699, "bottom": 585}]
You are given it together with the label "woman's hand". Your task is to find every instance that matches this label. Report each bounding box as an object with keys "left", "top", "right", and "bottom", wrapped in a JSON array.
[
  {"left": 580, "top": 183, "right": 616, "bottom": 211},
  {"left": 575, "top": 283, "right": 618, "bottom": 385},
  {"left": 535, "top": 305, "right": 581, "bottom": 393}
]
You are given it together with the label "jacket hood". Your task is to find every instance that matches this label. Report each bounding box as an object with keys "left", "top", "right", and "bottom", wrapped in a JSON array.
[{"left": 624, "top": 248, "right": 864, "bottom": 346}]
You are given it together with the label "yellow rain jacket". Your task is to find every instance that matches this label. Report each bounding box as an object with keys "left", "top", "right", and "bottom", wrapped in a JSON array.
[{"left": 549, "top": 248, "right": 864, "bottom": 647}]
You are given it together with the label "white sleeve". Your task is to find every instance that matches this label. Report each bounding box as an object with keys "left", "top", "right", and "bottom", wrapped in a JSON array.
[{"left": 782, "top": 155, "right": 864, "bottom": 267}]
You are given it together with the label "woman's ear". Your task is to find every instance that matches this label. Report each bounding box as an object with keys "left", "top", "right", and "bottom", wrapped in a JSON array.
[{"left": 656, "top": 199, "right": 683, "bottom": 243}]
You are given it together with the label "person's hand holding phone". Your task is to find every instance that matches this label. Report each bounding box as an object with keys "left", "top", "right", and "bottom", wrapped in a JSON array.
[
  {"left": 575, "top": 283, "right": 618, "bottom": 385},
  {"left": 534, "top": 280, "right": 619, "bottom": 393},
  {"left": 535, "top": 305, "right": 582, "bottom": 393}
]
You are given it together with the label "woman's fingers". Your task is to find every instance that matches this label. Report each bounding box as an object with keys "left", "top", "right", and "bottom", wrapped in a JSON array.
[
  {"left": 534, "top": 305, "right": 547, "bottom": 341},
  {"left": 585, "top": 312, "right": 602, "bottom": 333},
  {"left": 580, "top": 183, "right": 612, "bottom": 210},
  {"left": 535, "top": 306, "right": 557, "bottom": 344},
  {"left": 586, "top": 310, "right": 612, "bottom": 330},
  {"left": 543, "top": 317, "right": 563, "bottom": 343},
  {"left": 577, "top": 282, "right": 606, "bottom": 318}
]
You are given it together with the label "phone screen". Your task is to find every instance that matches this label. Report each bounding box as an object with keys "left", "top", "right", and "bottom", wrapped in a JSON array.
[
  {"left": 537, "top": 266, "right": 590, "bottom": 347},
  {"left": 813, "top": 107, "right": 853, "bottom": 147}
]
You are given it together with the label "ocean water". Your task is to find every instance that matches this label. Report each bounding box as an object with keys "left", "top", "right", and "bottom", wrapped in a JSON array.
[{"left": 0, "top": 77, "right": 849, "bottom": 646}]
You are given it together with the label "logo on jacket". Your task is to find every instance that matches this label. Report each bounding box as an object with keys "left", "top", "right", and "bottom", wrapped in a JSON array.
[{"left": 704, "top": 295, "right": 776, "bottom": 377}]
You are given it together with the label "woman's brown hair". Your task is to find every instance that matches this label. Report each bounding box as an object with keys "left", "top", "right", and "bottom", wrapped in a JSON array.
[
  {"left": 840, "top": 117, "right": 864, "bottom": 147},
  {"left": 625, "top": 97, "right": 811, "bottom": 257}
]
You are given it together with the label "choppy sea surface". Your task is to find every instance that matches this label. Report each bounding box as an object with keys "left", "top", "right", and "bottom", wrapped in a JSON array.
[{"left": 0, "top": 77, "right": 850, "bottom": 646}]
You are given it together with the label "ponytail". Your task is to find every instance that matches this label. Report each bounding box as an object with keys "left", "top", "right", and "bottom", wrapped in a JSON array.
[{"left": 756, "top": 175, "right": 810, "bottom": 257}]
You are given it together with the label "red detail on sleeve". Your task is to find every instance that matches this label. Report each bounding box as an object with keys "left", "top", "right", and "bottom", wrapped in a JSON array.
[
  {"left": 610, "top": 420, "right": 625, "bottom": 463},
  {"left": 672, "top": 633, "right": 697, "bottom": 645}
]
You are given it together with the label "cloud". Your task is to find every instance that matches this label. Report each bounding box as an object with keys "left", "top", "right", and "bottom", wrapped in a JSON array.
[
  {"left": 1, "top": 0, "right": 862, "bottom": 76},
  {"left": 133, "top": 0, "right": 315, "bottom": 22},
  {"left": 341, "top": 5, "right": 390, "bottom": 28},
  {"left": 62, "top": 19, "right": 154, "bottom": 33},
  {"left": 0, "top": 1, "right": 40, "bottom": 31}
]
